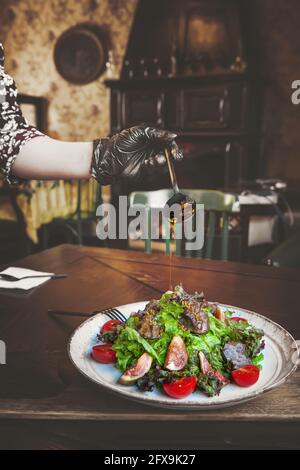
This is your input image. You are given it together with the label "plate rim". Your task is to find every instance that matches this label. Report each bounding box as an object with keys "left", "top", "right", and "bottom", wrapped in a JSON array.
[{"left": 68, "top": 301, "right": 298, "bottom": 410}]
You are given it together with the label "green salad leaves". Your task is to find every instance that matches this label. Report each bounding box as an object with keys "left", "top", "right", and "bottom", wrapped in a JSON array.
[{"left": 112, "top": 289, "right": 265, "bottom": 385}]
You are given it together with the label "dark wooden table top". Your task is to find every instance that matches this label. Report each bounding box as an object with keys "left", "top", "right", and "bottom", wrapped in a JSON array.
[{"left": 0, "top": 244, "right": 299, "bottom": 449}]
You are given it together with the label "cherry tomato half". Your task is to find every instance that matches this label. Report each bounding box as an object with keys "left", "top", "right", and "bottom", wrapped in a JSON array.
[
  {"left": 100, "top": 319, "right": 121, "bottom": 334},
  {"left": 231, "top": 365, "right": 260, "bottom": 387},
  {"left": 163, "top": 376, "right": 197, "bottom": 399},
  {"left": 230, "top": 317, "right": 248, "bottom": 322},
  {"left": 91, "top": 343, "right": 116, "bottom": 364}
]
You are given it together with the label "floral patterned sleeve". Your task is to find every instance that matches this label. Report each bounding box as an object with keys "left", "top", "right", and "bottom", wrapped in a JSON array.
[{"left": 0, "top": 42, "right": 45, "bottom": 184}]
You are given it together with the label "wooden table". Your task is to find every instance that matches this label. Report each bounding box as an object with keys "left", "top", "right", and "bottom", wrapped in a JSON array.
[{"left": 0, "top": 244, "right": 299, "bottom": 449}]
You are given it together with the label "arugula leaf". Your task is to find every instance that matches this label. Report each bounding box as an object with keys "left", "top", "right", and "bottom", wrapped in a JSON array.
[
  {"left": 251, "top": 352, "right": 264, "bottom": 370},
  {"left": 157, "top": 299, "right": 183, "bottom": 332},
  {"left": 198, "top": 374, "right": 224, "bottom": 397},
  {"left": 113, "top": 326, "right": 161, "bottom": 371},
  {"left": 126, "top": 327, "right": 161, "bottom": 362},
  {"left": 98, "top": 330, "right": 117, "bottom": 343},
  {"left": 227, "top": 320, "right": 264, "bottom": 358},
  {"left": 125, "top": 315, "right": 140, "bottom": 329}
]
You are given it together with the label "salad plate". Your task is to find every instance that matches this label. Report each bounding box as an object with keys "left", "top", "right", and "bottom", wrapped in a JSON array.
[{"left": 68, "top": 288, "right": 298, "bottom": 410}]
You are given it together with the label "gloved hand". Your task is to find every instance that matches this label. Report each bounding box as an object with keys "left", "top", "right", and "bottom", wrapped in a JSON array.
[{"left": 91, "top": 125, "right": 183, "bottom": 185}]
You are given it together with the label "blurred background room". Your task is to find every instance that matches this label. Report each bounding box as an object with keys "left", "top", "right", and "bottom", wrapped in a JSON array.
[{"left": 1, "top": 0, "right": 300, "bottom": 268}]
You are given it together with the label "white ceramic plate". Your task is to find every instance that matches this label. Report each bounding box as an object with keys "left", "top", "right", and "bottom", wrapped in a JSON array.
[{"left": 68, "top": 301, "right": 298, "bottom": 410}]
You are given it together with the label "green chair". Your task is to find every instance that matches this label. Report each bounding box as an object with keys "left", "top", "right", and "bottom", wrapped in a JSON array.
[
  {"left": 129, "top": 189, "right": 235, "bottom": 261},
  {"left": 182, "top": 189, "right": 235, "bottom": 260},
  {"left": 129, "top": 189, "right": 176, "bottom": 255}
]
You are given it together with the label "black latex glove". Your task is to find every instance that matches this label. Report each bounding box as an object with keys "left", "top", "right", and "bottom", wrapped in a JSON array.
[{"left": 91, "top": 125, "right": 183, "bottom": 185}]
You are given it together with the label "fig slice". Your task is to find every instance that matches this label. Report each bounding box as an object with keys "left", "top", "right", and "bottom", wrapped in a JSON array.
[
  {"left": 213, "top": 305, "right": 227, "bottom": 324},
  {"left": 199, "top": 351, "right": 229, "bottom": 385},
  {"left": 119, "top": 352, "right": 153, "bottom": 385},
  {"left": 164, "top": 336, "right": 188, "bottom": 371}
]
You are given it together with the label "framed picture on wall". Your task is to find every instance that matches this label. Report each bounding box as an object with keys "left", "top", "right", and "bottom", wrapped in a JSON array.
[{"left": 18, "top": 94, "right": 47, "bottom": 133}]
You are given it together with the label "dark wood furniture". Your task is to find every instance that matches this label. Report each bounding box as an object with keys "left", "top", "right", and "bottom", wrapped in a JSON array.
[
  {"left": 0, "top": 245, "right": 299, "bottom": 449},
  {"left": 106, "top": 0, "right": 263, "bottom": 194},
  {"left": 123, "top": 0, "right": 244, "bottom": 77},
  {"left": 107, "top": 75, "right": 261, "bottom": 193}
]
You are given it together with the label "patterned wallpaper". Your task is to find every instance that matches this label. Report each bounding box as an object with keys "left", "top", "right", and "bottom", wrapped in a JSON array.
[{"left": 0, "top": 0, "right": 137, "bottom": 141}]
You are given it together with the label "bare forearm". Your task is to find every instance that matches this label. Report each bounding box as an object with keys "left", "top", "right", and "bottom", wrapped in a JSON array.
[{"left": 12, "top": 136, "right": 93, "bottom": 180}]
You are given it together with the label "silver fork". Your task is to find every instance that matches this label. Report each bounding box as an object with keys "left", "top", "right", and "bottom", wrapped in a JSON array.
[{"left": 47, "top": 307, "right": 127, "bottom": 323}]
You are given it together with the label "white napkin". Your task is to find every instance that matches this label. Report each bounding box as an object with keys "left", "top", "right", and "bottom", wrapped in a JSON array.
[{"left": 0, "top": 267, "right": 53, "bottom": 291}]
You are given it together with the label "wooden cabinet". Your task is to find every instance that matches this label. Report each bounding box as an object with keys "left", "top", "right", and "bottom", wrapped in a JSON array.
[
  {"left": 179, "top": 83, "right": 246, "bottom": 131},
  {"left": 106, "top": 75, "right": 261, "bottom": 191},
  {"left": 123, "top": 90, "right": 164, "bottom": 128},
  {"left": 110, "top": 79, "right": 249, "bottom": 134},
  {"left": 181, "top": 87, "right": 230, "bottom": 130}
]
